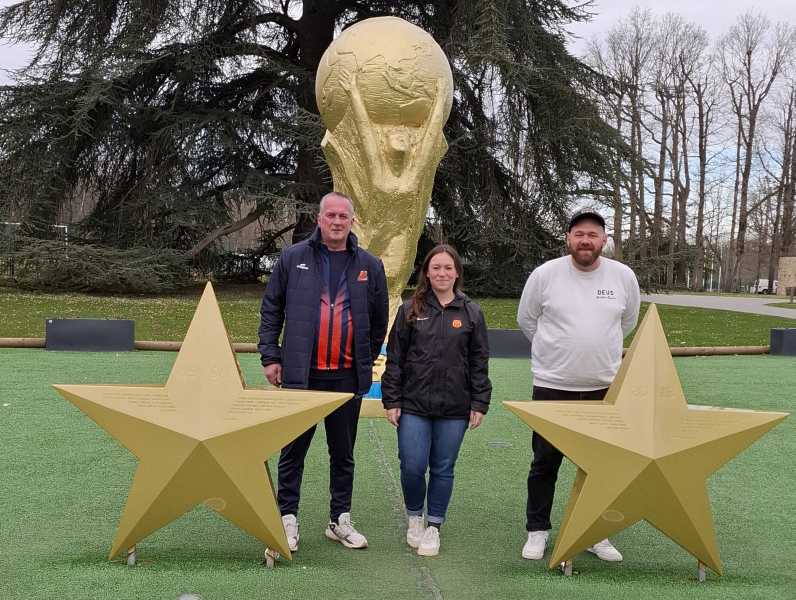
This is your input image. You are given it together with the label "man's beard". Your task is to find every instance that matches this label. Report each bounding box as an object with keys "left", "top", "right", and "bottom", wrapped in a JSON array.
[{"left": 569, "top": 242, "right": 603, "bottom": 268}]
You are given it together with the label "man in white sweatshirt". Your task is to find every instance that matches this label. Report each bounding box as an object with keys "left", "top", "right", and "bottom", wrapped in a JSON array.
[{"left": 517, "top": 208, "right": 640, "bottom": 563}]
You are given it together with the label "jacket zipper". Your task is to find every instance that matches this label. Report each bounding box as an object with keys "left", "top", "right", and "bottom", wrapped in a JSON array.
[{"left": 438, "top": 303, "right": 446, "bottom": 410}]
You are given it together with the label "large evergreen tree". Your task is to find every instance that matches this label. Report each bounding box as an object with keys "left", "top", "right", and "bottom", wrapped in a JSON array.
[{"left": 0, "top": 0, "right": 627, "bottom": 293}]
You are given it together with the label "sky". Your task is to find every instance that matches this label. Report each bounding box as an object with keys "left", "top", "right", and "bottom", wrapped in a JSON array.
[
  {"left": 0, "top": 0, "right": 793, "bottom": 82},
  {"left": 565, "top": 0, "right": 794, "bottom": 56}
]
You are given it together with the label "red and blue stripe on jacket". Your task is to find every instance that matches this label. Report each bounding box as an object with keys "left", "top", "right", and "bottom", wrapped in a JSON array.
[{"left": 312, "top": 248, "right": 354, "bottom": 371}]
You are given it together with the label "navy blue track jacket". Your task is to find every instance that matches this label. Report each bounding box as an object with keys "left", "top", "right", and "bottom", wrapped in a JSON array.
[{"left": 257, "top": 227, "right": 389, "bottom": 395}]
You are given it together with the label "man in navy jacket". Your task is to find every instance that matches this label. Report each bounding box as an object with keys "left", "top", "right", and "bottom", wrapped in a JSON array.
[{"left": 258, "top": 192, "right": 389, "bottom": 552}]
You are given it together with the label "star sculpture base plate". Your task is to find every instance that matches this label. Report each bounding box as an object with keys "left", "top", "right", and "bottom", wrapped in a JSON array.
[
  {"left": 505, "top": 304, "right": 787, "bottom": 575},
  {"left": 54, "top": 282, "right": 352, "bottom": 561}
]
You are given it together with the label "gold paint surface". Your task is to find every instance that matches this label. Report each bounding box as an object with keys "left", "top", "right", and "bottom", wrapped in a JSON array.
[
  {"left": 317, "top": 16, "right": 453, "bottom": 321},
  {"left": 504, "top": 304, "right": 788, "bottom": 574},
  {"left": 54, "top": 282, "right": 351, "bottom": 560},
  {"left": 359, "top": 398, "right": 387, "bottom": 418}
]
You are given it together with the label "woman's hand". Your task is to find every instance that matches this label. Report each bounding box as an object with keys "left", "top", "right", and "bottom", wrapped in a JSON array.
[
  {"left": 386, "top": 407, "right": 401, "bottom": 427},
  {"left": 469, "top": 410, "right": 484, "bottom": 430}
]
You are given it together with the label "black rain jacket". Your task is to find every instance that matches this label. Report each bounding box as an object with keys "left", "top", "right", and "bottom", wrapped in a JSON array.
[{"left": 381, "top": 291, "right": 491, "bottom": 418}]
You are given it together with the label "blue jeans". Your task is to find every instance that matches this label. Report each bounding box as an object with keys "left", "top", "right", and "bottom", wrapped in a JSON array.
[{"left": 397, "top": 413, "right": 469, "bottom": 524}]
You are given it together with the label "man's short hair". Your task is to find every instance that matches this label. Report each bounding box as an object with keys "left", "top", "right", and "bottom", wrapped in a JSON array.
[{"left": 319, "top": 192, "right": 355, "bottom": 217}]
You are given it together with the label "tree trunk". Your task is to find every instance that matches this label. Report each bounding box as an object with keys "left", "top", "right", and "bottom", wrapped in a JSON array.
[
  {"left": 666, "top": 94, "right": 681, "bottom": 286},
  {"left": 635, "top": 97, "right": 648, "bottom": 260},
  {"left": 652, "top": 92, "right": 668, "bottom": 265},
  {"left": 613, "top": 99, "right": 624, "bottom": 261},
  {"left": 731, "top": 105, "right": 762, "bottom": 292},
  {"left": 667, "top": 182, "right": 677, "bottom": 285},
  {"left": 291, "top": 3, "right": 340, "bottom": 243},
  {"left": 768, "top": 188, "right": 781, "bottom": 293},
  {"left": 783, "top": 132, "right": 796, "bottom": 255},
  {"left": 774, "top": 92, "right": 795, "bottom": 283},
  {"left": 675, "top": 91, "right": 690, "bottom": 286},
  {"left": 756, "top": 194, "right": 770, "bottom": 287},
  {"left": 692, "top": 80, "right": 708, "bottom": 292},
  {"left": 627, "top": 92, "right": 639, "bottom": 262},
  {"left": 727, "top": 115, "right": 742, "bottom": 290},
  {"left": 628, "top": 154, "right": 637, "bottom": 261}
]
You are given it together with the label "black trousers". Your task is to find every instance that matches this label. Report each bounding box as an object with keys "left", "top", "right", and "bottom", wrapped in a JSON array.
[
  {"left": 277, "top": 375, "right": 362, "bottom": 522},
  {"left": 526, "top": 385, "right": 608, "bottom": 532}
]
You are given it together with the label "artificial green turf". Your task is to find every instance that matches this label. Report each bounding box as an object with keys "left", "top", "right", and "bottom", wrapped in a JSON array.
[
  {"left": 0, "top": 350, "right": 417, "bottom": 599},
  {"left": 0, "top": 349, "right": 793, "bottom": 599},
  {"left": 3, "top": 287, "right": 796, "bottom": 347}
]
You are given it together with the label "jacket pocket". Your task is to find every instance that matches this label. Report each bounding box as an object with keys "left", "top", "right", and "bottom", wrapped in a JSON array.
[
  {"left": 401, "top": 361, "right": 416, "bottom": 388},
  {"left": 445, "top": 365, "right": 470, "bottom": 417}
]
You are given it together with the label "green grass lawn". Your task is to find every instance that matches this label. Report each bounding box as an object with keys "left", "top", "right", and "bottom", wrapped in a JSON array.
[
  {"left": 2, "top": 286, "right": 795, "bottom": 347},
  {"left": 460, "top": 299, "right": 796, "bottom": 346},
  {"left": 648, "top": 291, "right": 762, "bottom": 298},
  {"left": 766, "top": 302, "right": 796, "bottom": 310},
  {"left": 0, "top": 284, "right": 265, "bottom": 344},
  {"left": 0, "top": 349, "right": 793, "bottom": 599}
]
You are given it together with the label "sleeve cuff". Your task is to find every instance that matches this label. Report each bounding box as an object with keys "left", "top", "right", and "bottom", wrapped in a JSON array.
[{"left": 470, "top": 401, "right": 489, "bottom": 415}]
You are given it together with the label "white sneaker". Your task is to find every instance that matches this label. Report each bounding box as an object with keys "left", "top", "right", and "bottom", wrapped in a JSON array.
[
  {"left": 282, "top": 514, "right": 299, "bottom": 552},
  {"left": 407, "top": 515, "right": 425, "bottom": 549},
  {"left": 522, "top": 531, "right": 549, "bottom": 560},
  {"left": 587, "top": 538, "right": 623, "bottom": 562},
  {"left": 325, "top": 512, "right": 368, "bottom": 549},
  {"left": 417, "top": 526, "right": 440, "bottom": 557}
]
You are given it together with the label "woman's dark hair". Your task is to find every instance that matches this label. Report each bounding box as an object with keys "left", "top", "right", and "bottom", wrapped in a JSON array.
[{"left": 406, "top": 245, "right": 463, "bottom": 323}]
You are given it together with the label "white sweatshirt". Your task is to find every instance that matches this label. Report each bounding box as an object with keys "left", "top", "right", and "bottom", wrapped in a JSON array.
[{"left": 517, "top": 256, "right": 640, "bottom": 391}]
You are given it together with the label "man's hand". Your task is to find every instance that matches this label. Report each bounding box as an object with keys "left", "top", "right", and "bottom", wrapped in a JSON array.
[
  {"left": 469, "top": 410, "right": 484, "bottom": 430},
  {"left": 264, "top": 363, "right": 282, "bottom": 387},
  {"left": 386, "top": 407, "right": 401, "bottom": 427}
]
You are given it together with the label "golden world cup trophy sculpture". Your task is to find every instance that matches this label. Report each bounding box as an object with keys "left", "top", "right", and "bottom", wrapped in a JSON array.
[
  {"left": 316, "top": 16, "right": 453, "bottom": 321},
  {"left": 316, "top": 17, "right": 453, "bottom": 415}
]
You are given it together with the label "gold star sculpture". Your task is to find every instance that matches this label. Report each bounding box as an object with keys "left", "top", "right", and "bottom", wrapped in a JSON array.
[
  {"left": 54, "top": 282, "right": 351, "bottom": 561},
  {"left": 505, "top": 304, "right": 787, "bottom": 574}
]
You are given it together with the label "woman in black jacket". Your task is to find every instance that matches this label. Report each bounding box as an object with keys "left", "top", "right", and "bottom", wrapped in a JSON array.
[{"left": 381, "top": 245, "right": 492, "bottom": 557}]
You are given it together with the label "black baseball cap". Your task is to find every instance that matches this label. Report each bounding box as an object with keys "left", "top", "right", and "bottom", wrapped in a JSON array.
[{"left": 569, "top": 208, "right": 606, "bottom": 231}]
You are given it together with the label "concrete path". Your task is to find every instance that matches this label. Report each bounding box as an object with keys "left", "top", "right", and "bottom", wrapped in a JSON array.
[{"left": 642, "top": 293, "right": 796, "bottom": 320}]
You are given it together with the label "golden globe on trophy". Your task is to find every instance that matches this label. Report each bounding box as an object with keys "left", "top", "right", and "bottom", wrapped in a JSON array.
[{"left": 316, "top": 16, "right": 454, "bottom": 322}]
